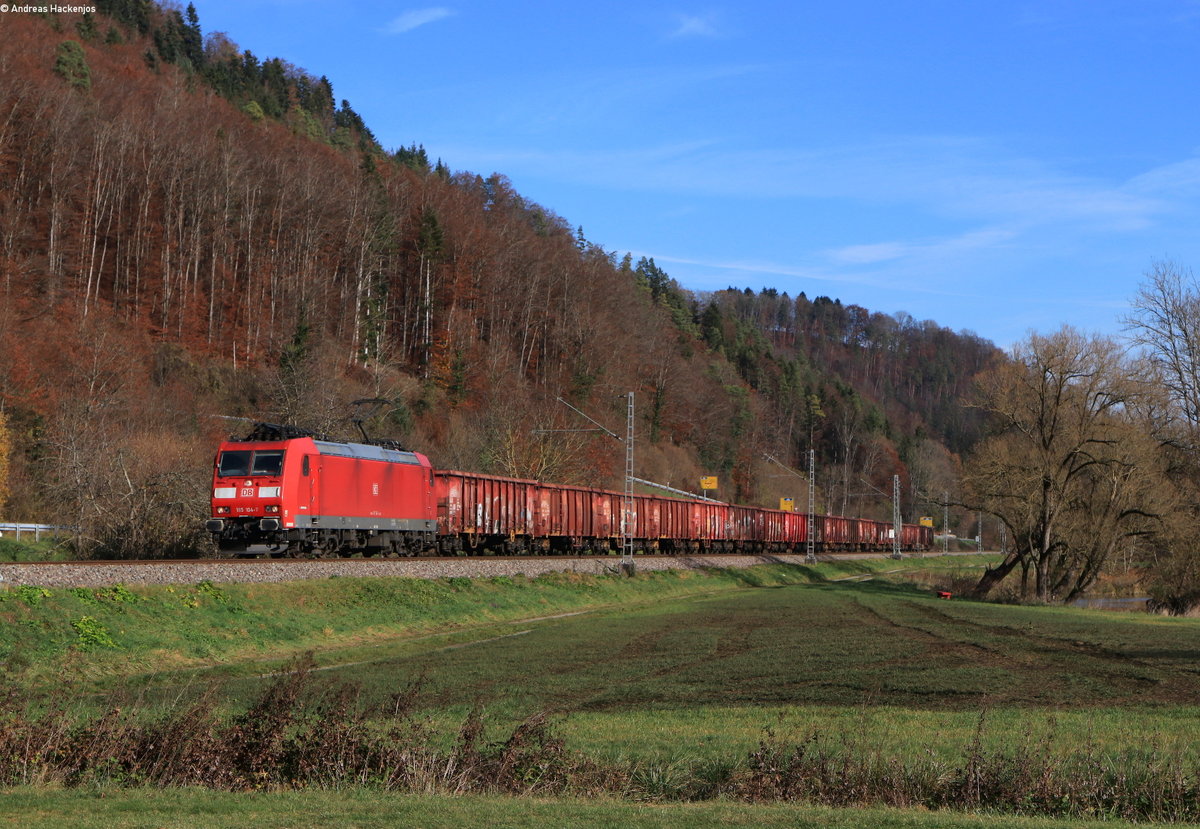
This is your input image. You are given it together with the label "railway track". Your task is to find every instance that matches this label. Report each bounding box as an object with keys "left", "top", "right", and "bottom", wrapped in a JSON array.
[{"left": 0, "top": 551, "right": 986, "bottom": 588}]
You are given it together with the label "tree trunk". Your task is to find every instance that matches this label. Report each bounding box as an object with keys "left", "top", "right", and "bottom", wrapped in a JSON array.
[{"left": 971, "top": 548, "right": 1023, "bottom": 598}]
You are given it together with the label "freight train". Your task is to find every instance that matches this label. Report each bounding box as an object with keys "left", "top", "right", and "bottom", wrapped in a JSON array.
[{"left": 205, "top": 424, "right": 933, "bottom": 557}]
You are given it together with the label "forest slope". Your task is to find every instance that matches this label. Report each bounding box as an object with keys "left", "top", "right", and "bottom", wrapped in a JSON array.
[{"left": 0, "top": 5, "right": 1000, "bottom": 555}]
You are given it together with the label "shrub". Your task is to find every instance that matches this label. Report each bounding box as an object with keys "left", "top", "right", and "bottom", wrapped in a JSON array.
[
  {"left": 14, "top": 585, "right": 51, "bottom": 606},
  {"left": 71, "top": 616, "right": 117, "bottom": 650}
]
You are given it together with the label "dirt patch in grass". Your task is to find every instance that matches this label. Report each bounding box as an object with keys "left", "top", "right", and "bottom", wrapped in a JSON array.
[{"left": 850, "top": 592, "right": 1200, "bottom": 708}]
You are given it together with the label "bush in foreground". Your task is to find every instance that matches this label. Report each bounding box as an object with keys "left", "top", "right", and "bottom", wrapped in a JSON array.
[{"left": 2, "top": 658, "right": 1200, "bottom": 821}]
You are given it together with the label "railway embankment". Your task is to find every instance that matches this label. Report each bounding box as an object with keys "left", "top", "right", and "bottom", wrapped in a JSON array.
[
  {"left": 0, "top": 551, "right": 981, "bottom": 588},
  {"left": 0, "top": 559, "right": 991, "bottom": 694}
]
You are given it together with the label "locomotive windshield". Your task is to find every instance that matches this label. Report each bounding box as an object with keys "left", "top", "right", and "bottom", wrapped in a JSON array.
[
  {"left": 218, "top": 449, "right": 284, "bottom": 477},
  {"left": 251, "top": 451, "right": 284, "bottom": 475},
  {"left": 218, "top": 450, "right": 251, "bottom": 477}
]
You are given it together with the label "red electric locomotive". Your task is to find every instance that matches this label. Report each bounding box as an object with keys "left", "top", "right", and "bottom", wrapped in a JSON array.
[{"left": 206, "top": 423, "right": 437, "bottom": 555}]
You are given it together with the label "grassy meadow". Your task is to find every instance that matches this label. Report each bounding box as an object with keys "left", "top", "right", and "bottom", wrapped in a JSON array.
[
  {"left": 4, "top": 554, "right": 1200, "bottom": 827},
  {"left": 0, "top": 786, "right": 1172, "bottom": 829},
  {"left": 0, "top": 534, "right": 73, "bottom": 562}
]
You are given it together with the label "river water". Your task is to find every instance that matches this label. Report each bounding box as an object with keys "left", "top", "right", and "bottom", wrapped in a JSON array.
[{"left": 1070, "top": 596, "right": 1150, "bottom": 611}]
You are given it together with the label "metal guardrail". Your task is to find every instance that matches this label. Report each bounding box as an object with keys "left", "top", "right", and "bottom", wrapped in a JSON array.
[{"left": 0, "top": 523, "right": 72, "bottom": 543}]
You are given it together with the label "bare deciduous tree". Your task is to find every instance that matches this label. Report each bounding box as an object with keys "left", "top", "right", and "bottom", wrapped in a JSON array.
[
  {"left": 1123, "top": 261, "right": 1200, "bottom": 612},
  {"left": 0, "top": 409, "right": 10, "bottom": 514},
  {"left": 1125, "top": 261, "right": 1200, "bottom": 438},
  {"left": 964, "top": 327, "right": 1162, "bottom": 602}
]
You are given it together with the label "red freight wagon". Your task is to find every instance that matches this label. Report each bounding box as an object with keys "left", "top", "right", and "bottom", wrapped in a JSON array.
[
  {"left": 761, "top": 508, "right": 807, "bottom": 548},
  {"left": 434, "top": 470, "right": 542, "bottom": 553},
  {"left": 853, "top": 518, "right": 887, "bottom": 551},
  {"left": 848, "top": 518, "right": 868, "bottom": 550},
  {"left": 436, "top": 472, "right": 634, "bottom": 554},
  {"left": 651, "top": 497, "right": 681, "bottom": 547},
  {"left": 792, "top": 511, "right": 809, "bottom": 545},
  {"left": 635, "top": 494, "right": 661, "bottom": 541},
  {"left": 654, "top": 495, "right": 697, "bottom": 552},
  {"left": 901, "top": 523, "right": 933, "bottom": 551},
  {"left": 820, "top": 515, "right": 852, "bottom": 550},
  {"left": 545, "top": 482, "right": 592, "bottom": 541},
  {"left": 728, "top": 505, "right": 760, "bottom": 548}
]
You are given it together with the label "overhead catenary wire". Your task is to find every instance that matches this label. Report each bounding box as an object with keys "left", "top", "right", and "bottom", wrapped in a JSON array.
[{"left": 627, "top": 476, "right": 723, "bottom": 503}]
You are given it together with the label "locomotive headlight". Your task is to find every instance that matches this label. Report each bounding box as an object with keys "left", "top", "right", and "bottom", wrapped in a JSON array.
[
  {"left": 265, "top": 504, "right": 280, "bottom": 514},
  {"left": 216, "top": 506, "right": 230, "bottom": 515}
]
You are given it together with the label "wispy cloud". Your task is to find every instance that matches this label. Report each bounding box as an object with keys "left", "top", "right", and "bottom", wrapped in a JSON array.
[
  {"left": 648, "top": 252, "right": 828, "bottom": 283},
  {"left": 644, "top": 250, "right": 982, "bottom": 299},
  {"left": 1127, "top": 155, "right": 1200, "bottom": 199},
  {"left": 509, "top": 134, "right": 1176, "bottom": 236},
  {"left": 668, "top": 12, "right": 722, "bottom": 38},
  {"left": 825, "top": 228, "right": 1016, "bottom": 267},
  {"left": 437, "top": 133, "right": 1200, "bottom": 341},
  {"left": 451, "top": 137, "right": 1165, "bottom": 231},
  {"left": 384, "top": 7, "right": 455, "bottom": 35},
  {"left": 648, "top": 226, "right": 1022, "bottom": 298},
  {"left": 826, "top": 241, "right": 912, "bottom": 266}
]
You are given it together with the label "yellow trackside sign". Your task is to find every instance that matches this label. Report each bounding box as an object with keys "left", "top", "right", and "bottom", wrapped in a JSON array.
[
  {"left": 920, "top": 516, "right": 935, "bottom": 527},
  {"left": 700, "top": 476, "right": 718, "bottom": 490},
  {"left": 780, "top": 498, "right": 795, "bottom": 512}
]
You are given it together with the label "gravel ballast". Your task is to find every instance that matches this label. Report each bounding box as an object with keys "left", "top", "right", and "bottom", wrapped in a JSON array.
[{"left": 0, "top": 554, "right": 842, "bottom": 588}]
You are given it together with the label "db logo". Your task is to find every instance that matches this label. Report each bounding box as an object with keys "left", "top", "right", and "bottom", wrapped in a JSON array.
[{"left": 240, "top": 487, "right": 255, "bottom": 498}]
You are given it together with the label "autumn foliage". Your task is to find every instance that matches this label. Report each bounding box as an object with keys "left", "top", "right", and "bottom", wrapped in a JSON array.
[{"left": 0, "top": 7, "right": 998, "bottom": 556}]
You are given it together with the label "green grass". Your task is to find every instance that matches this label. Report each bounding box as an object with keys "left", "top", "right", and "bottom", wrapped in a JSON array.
[
  {"left": 0, "top": 556, "right": 994, "bottom": 692},
  {"left": 8, "top": 554, "right": 1200, "bottom": 825},
  {"left": 278, "top": 579, "right": 1200, "bottom": 714},
  {"left": 556, "top": 703, "right": 1200, "bottom": 768},
  {"left": 0, "top": 535, "right": 73, "bottom": 562},
  {"left": 0, "top": 787, "right": 1176, "bottom": 829},
  {"left": 227, "top": 575, "right": 1198, "bottom": 775}
]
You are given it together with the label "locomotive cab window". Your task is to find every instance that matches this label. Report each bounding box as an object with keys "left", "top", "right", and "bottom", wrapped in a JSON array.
[
  {"left": 217, "top": 450, "right": 252, "bottom": 477},
  {"left": 250, "top": 451, "right": 285, "bottom": 476},
  {"left": 217, "top": 449, "right": 283, "bottom": 477}
]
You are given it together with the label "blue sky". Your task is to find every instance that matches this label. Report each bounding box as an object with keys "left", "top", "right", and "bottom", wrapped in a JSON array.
[{"left": 193, "top": 0, "right": 1200, "bottom": 348}]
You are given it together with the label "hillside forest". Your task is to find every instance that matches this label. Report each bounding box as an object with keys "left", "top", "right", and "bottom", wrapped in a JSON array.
[{"left": 4, "top": 4, "right": 1200, "bottom": 609}]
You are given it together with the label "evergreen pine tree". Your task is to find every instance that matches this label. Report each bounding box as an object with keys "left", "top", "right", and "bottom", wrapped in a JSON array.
[{"left": 54, "top": 41, "right": 91, "bottom": 91}]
